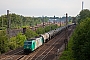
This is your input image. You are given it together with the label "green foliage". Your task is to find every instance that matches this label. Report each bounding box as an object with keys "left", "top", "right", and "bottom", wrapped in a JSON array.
[
  {"left": 16, "top": 33, "right": 26, "bottom": 47},
  {"left": 0, "top": 13, "right": 49, "bottom": 29},
  {"left": 72, "top": 18, "right": 90, "bottom": 60},
  {"left": 44, "top": 26, "right": 51, "bottom": 32},
  {"left": 36, "top": 27, "right": 45, "bottom": 34},
  {"left": 25, "top": 28, "right": 39, "bottom": 38},
  {"left": 60, "top": 18, "right": 90, "bottom": 60},
  {"left": 36, "top": 24, "right": 58, "bottom": 34},
  {"left": 0, "top": 31, "right": 26, "bottom": 54},
  {"left": 9, "top": 37, "right": 16, "bottom": 50},
  {"left": 78, "top": 9, "right": 90, "bottom": 23},
  {"left": 0, "top": 30, "right": 9, "bottom": 53},
  {"left": 9, "top": 33, "right": 26, "bottom": 49},
  {"left": 72, "top": 17, "right": 76, "bottom": 24},
  {"left": 60, "top": 9, "right": 90, "bottom": 60},
  {"left": 50, "top": 24, "right": 58, "bottom": 30},
  {"left": 44, "top": 24, "right": 58, "bottom": 32}
]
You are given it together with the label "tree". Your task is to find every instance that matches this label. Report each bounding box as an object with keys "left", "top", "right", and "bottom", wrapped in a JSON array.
[
  {"left": 72, "top": 18, "right": 90, "bottom": 60},
  {"left": 0, "top": 13, "right": 46, "bottom": 29},
  {"left": 36, "top": 27, "right": 45, "bottom": 34},
  {"left": 44, "top": 26, "right": 51, "bottom": 32},
  {"left": 25, "top": 28, "right": 38, "bottom": 38},
  {"left": 72, "top": 17, "right": 76, "bottom": 24},
  {"left": 78, "top": 9, "right": 90, "bottom": 23}
]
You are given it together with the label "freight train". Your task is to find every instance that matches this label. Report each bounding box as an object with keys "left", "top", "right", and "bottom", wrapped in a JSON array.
[{"left": 23, "top": 24, "right": 73, "bottom": 52}]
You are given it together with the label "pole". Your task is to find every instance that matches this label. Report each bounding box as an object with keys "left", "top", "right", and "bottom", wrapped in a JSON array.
[
  {"left": 21, "top": 17, "right": 22, "bottom": 27},
  {"left": 49, "top": 19, "right": 50, "bottom": 25},
  {"left": 54, "top": 15, "right": 55, "bottom": 24},
  {"left": 2, "top": 17, "right": 3, "bottom": 27},
  {"left": 42, "top": 16, "right": 44, "bottom": 28},
  {"left": 82, "top": 1, "right": 83, "bottom": 10},
  {"left": 60, "top": 17, "right": 61, "bottom": 27},
  {"left": 7, "top": 10, "right": 10, "bottom": 39},
  {"left": 66, "top": 13, "right": 68, "bottom": 27},
  {"left": 64, "top": 13, "right": 68, "bottom": 50}
]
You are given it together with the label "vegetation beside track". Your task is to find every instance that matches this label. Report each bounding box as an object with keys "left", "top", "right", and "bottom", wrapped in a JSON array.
[
  {"left": 59, "top": 9, "right": 90, "bottom": 60},
  {"left": 0, "top": 31, "right": 26, "bottom": 54},
  {"left": 59, "top": 34, "right": 74, "bottom": 60}
]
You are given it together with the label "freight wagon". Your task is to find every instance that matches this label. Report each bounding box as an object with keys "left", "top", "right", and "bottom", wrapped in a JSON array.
[{"left": 40, "top": 33, "right": 49, "bottom": 43}]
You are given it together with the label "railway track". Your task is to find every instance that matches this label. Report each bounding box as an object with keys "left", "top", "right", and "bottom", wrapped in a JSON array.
[
  {"left": 0, "top": 25, "right": 75, "bottom": 60},
  {"left": 17, "top": 29, "right": 64, "bottom": 60},
  {"left": 26, "top": 25, "right": 74, "bottom": 60},
  {"left": 0, "top": 47, "right": 24, "bottom": 60},
  {"left": 18, "top": 25, "right": 74, "bottom": 60},
  {"left": 31, "top": 32, "right": 65, "bottom": 60}
]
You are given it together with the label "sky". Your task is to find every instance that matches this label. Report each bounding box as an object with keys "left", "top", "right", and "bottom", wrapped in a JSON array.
[{"left": 0, "top": 0, "right": 90, "bottom": 17}]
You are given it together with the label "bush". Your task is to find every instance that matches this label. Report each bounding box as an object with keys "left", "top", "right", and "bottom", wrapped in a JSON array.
[
  {"left": 16, "top": 33, "right": 26, "bottom": 47},
  {"left": 44, "top": 26, "right": 51, "bottom": 32},
  {"left": 9, "top": 37, "right": 16, "bottom": 50},
  {"left": 0, "top": 30, "right": 9, "bottom": 53},
  {"left": 25, "top": 28, "right": 38, "bottom": 38},
  {"left": 50, "top": 24, "right": 58, "bottom": 30},
  {"left": 36, "top": 27, "right": 45, "bottom": 34}
]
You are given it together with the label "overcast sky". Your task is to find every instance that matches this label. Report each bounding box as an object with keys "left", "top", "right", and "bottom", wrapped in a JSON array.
[{"left": 0, "top": 0, "right": 90, "bottom": 17}]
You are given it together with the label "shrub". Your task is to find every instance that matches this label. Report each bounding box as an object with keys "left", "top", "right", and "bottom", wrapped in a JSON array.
[
  {"left": 9, "top": 37, "right": 16, "bottom": 50},
  {"left": 16, "top": 33, "right": 26, "bottom": 47},
  {"left": 36, "top": 27, "right": 45, "bottom": 34},
  {"left": 0, "top": 30, "right": 9, "bottom": 53},
  {"left": 25, "top": 28, "right": 38, "bottom": 38}
]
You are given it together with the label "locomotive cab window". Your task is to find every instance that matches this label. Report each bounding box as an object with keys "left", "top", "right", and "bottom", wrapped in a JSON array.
[
  {"left": 24, "top": 42, "right": 32, "bottom": 45},
  {"left": 28, "top": 42, "right": 32, "bottom": 44}
]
